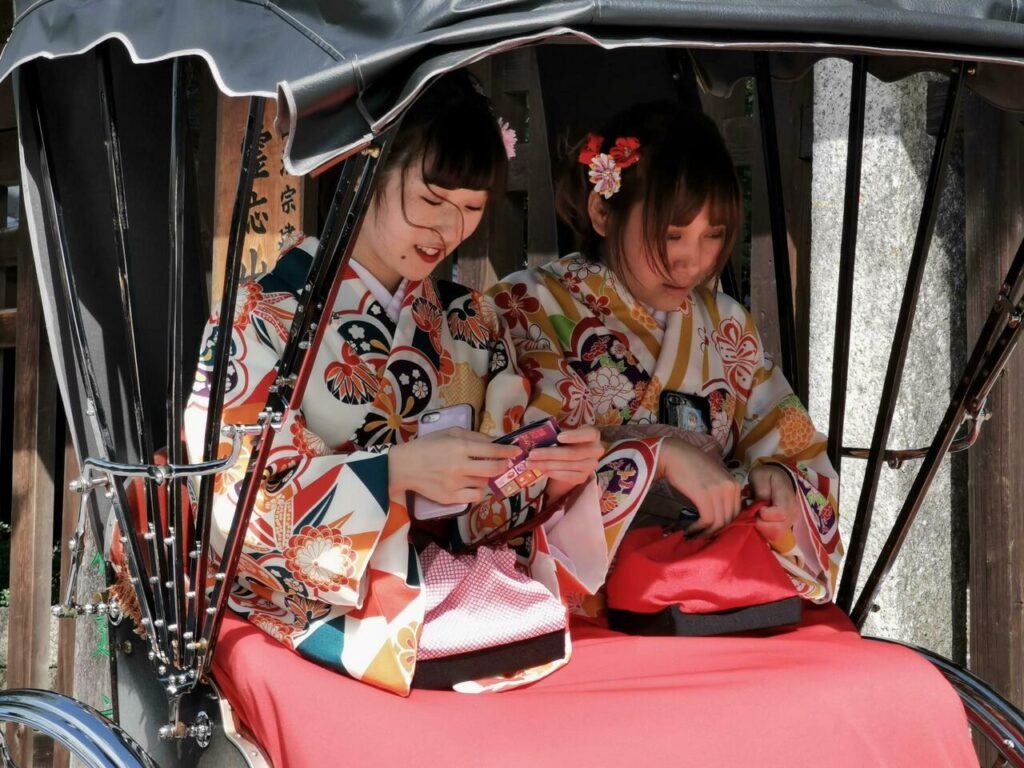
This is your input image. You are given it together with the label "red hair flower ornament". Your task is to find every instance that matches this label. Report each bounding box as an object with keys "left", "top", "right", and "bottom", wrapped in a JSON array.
[{"left": 578, "top": 134, "right": 641, "bottom": 199}]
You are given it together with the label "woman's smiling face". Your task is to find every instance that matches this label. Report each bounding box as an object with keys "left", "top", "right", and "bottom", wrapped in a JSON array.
[{"left": 354, "top": 163, "right": 488, "bottom": 291}]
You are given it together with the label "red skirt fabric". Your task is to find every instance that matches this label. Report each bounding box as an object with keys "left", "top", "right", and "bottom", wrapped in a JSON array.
[{"left": 213, "top": 605, "right": 978, "bottom": 768}]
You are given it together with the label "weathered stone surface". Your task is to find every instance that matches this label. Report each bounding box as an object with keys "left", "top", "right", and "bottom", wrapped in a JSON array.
[{"left": 809, "top": 58, "right": 966, "bottom": 655}]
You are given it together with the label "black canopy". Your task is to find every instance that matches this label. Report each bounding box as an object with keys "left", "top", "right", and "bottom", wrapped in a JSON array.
[{"left": 2, "top": 0, "right": 1023, "bottom": 172}]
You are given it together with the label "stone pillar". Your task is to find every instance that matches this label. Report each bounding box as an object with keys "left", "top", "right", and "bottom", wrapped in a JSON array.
[{"left": 808, "top": 59, "right": 966, "bottom": 655}]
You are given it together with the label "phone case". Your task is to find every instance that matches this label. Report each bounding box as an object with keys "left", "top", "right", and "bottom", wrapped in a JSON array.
[
  {"left": 412, "top": 404, "right": 474, "bottom": 521},
  {"left": 658, "top": 390, "right": 712, "bottom": 435},
  {"left": 488, "top": 417, "right": 561, "bottom": 499}
]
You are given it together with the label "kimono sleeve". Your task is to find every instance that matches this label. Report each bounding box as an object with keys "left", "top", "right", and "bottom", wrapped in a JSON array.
[
  {"left": 728, "top": 305, "right": 844, "bottom": 603},
  {"left": 183, "top": 277, "right": 406, "bottom": 615},
  {"left": 489, "top": 275, "right": 663, "bottom": 608}
]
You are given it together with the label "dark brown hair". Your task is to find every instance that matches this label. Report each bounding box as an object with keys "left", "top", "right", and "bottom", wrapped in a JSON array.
[
  {"left": 373, "top": 70, "right": 507, "bottom": 214},
  {"left": 555, "top": 103, "right": 740, "bottom": 282}
]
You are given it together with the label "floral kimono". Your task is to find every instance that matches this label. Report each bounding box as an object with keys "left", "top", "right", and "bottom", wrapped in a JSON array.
[
  {"left": 184, "top": 238, "right": 652, "bottom": 696},
  {"left": 490, "top": 254, "right": 843, "bottom": 604}
]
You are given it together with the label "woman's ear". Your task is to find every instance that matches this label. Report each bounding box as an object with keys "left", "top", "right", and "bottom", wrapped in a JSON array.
[{"left": 587, "top": 191, "right": 610, "bottom": 237}]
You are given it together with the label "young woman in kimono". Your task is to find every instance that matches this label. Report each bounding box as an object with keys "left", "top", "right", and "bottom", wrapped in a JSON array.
[
  {"left": 184, "top": 72, "right": 638, "bottom": 696},
  {"left": 490, "top": 104, "right": 843, "bottom": 611}
]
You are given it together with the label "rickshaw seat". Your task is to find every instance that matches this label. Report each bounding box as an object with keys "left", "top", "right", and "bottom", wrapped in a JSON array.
[{"left": 213, "top": 603, "right": 979, "bottom": 768}]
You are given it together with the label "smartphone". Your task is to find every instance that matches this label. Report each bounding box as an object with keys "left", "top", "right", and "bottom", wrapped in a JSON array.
[
  {"left": 659, "top": 390, "right": 711, "bottom": 435},
  {"left": 411, "top": 404, "right": 475, "bottom": 521},
  {"left": 487, "top": 417, "right": 561, "bottom": 499}
]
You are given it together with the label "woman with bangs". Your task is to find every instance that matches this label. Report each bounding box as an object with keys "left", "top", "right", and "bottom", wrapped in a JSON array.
[
  {"left": 490, "top": 104, "right": 842, "bottom": 614},
  {"left": 184, "top": 71, "right": 630, "bottom": 697}
]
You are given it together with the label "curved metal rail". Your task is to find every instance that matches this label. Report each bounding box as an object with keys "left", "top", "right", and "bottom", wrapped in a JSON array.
[
  {"left": 871, "top": 640, "right": 1024, "bottom": 767},
  {"left": 0, "top": 689, "right": 158, "bottom": 768}
]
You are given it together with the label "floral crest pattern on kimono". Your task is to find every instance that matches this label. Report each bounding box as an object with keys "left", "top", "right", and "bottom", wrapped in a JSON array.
[
  {"left": 490, "top": 254, "right": 843, "bottom": 604},
  {"left": 185, "top": 240, "right": 654, "bottom": 695}
]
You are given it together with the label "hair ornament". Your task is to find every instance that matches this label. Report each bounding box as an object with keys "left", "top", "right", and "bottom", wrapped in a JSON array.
[
  {"left": 578, "top": 134, "right": 641, "bottom": 199},
  {"left": 498, "top": 118, "right": 517, "bottom": 159}
]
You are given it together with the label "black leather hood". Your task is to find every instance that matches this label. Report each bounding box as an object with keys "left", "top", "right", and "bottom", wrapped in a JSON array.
[{"left": 2, "top": 0, "right": 1021, "bottom": 173}]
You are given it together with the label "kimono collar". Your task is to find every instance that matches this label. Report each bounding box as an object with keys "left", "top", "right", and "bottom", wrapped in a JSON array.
[
  {"left": 549, "top": 254, "right": 689, "bottom": 327},
  {"left": 349, "top": 260, "right": 409, "bottom": 323},
  {"left": 297, "top": 236, "right": 409, "bottom": 322},
  {"left": 642, "top": 304, "right": 668, "bottom": 329}
]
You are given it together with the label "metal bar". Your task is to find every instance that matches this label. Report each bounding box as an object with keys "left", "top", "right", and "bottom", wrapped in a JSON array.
[
  {"left": 166, "top": 60, "right": 188, "bottom": 665},
  {"left": 187, "top": 96, "right": 266, "bottom": 669},
  {"left": 836, "top": 63, "right": 966, "bottom": 614},
  {"left": 840, "top": 235, "right": 1024, "bottom": 462},
  {"left": 827, "top": 57, "right": 867, "bottom": 471},
  {"left": 81, "top": 426, "right": 253, "bottom": 480},
  {"left": 96, "top": 48, "right": 171, "bottom": 654},
  {"left": 719, "top": 259, "right": 741, "bottom": 303},
  {"left": 840, "top": 418, "right": 984, "bottom": 467},
  {"left": 194, "top": 416, "right": 274, "bottom": 671},
  {"left": 754, "top": 52, "right": 801, "bottom": 398},
  {"left": 871, "top": 639, "right": 1024, "bottom": 765},
  {"left": 278, "top": 151, "right": 379, "bottom": 404},
  {"left": 197, "top": 148, "right": 384, "bottom": 679},
  {"left": 22, "top": 64, "right": 163, "bottom": 662},
  {"left": 849, "top": 232, "right": 1024, "bottom": 626},
  {"left": 58, "top": 493, "right": 89, "bottom": 611}
]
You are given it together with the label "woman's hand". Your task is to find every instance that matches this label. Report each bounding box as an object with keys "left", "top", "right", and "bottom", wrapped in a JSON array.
[
  {"left": 657, "top": 438, "right": 741, "bottom": 536},
  {"left": 527, "top": 426, "right": 605, "bottom": 501},
  {"left": 748, "top": 464, "right": 800, "bottom": 544},
  {"left": 388, "top": 428, "right": 521, "bottom": 505}
]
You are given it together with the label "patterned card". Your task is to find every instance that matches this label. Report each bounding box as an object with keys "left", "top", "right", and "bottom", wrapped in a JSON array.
[{"left": 488, "top": 418, "right": 561, "bottom": 498}]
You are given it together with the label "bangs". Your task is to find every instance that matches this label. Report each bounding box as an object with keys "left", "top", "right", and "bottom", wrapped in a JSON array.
[
  {"left": 638, "top": 139, "right": 741, "bottom": 278},
  {"left": 420, "top": 115, "right": 506, "bottom": 196}
]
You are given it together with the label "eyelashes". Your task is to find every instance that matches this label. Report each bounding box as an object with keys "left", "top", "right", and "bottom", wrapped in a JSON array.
[
  {"left": 666, "top": 229, "right": 725, "bottom": 241},
  {"left": 421, "top": 196, "right": 483, "bottom": 214}
]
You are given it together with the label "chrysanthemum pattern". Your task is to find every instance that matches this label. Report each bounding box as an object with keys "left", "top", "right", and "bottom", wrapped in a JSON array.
[{"left": 283, "top": 525, "right": 357, "bottom": 593}]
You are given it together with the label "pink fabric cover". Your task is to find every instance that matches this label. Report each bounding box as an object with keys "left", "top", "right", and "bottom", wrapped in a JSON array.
[
  {"left": 214, "top": 604, "right": 978, "bottom": 768},
  {"left": 417, "top": 544, "right": 566, "bottom": 660}
]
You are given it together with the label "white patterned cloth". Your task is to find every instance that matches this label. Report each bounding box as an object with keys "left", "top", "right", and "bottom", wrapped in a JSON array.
[{"left": 417, "top": 545, "right": 567, "bottom": 660}]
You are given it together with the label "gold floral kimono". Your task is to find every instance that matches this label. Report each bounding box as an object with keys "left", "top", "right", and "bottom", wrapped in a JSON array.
[
  {"left": 184, "top": 239, "right": 652, "bottom": 696},
  {"left": 490, "top": 254, "right": 844, "bottom": 604}
]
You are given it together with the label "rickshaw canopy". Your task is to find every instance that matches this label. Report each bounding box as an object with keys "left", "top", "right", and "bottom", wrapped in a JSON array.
[
  {"left": 2, "top": 1, "right": 1024, "bottom": 766},
  {"left": 1, "top": 0, "right": 1022, "bottom": 174}
]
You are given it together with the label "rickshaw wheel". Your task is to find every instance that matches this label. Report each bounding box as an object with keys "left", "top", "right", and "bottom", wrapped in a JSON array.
[{"left": 0, "top": 689, "right": 157, "bottom": 768}]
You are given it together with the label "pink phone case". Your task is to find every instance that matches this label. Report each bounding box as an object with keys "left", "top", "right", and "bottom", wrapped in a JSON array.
[{"left": 412, "top": 404, "right": 474, "bottom": 521}]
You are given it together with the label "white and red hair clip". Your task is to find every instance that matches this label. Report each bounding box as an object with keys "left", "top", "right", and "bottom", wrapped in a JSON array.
[{"left": 578, "top": 134, "right": 641, "bottom": 199}]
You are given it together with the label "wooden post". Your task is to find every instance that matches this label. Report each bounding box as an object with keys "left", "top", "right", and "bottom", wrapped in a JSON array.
[
  {"left": 211, "top": 95, "right": 307, "bottom": 304},
  {"left": 964, "top": 94, "right": 1024, "bottom": 759},
  {"left": 459, "top": 49, "right": 557, "bottom": 292},
  {"left": 51, "top": 436, "right": 79, "bottom": 768},
  {"left": 6, "top": 222, "right": 57, "bottom": 768},
  {"left": 751, "top": 73, "right": 813, "bottom": 403}
]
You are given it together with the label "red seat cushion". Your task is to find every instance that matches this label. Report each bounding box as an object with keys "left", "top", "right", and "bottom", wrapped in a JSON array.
[{"left": 213, "top": 605, "right": 978, "bottom": 768}]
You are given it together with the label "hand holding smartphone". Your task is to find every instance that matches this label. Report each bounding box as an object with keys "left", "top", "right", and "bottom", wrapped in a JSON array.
[{"left": 411, "top": 404, "right": 475, "bottom": 521}]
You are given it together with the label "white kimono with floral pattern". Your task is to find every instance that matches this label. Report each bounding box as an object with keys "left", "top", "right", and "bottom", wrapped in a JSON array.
[
  {"left": 184, "top": 239, "right": 655, "bottom": 695},
  {"left": 490, "top": 255, "right": 843, "bottom": 605}
]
